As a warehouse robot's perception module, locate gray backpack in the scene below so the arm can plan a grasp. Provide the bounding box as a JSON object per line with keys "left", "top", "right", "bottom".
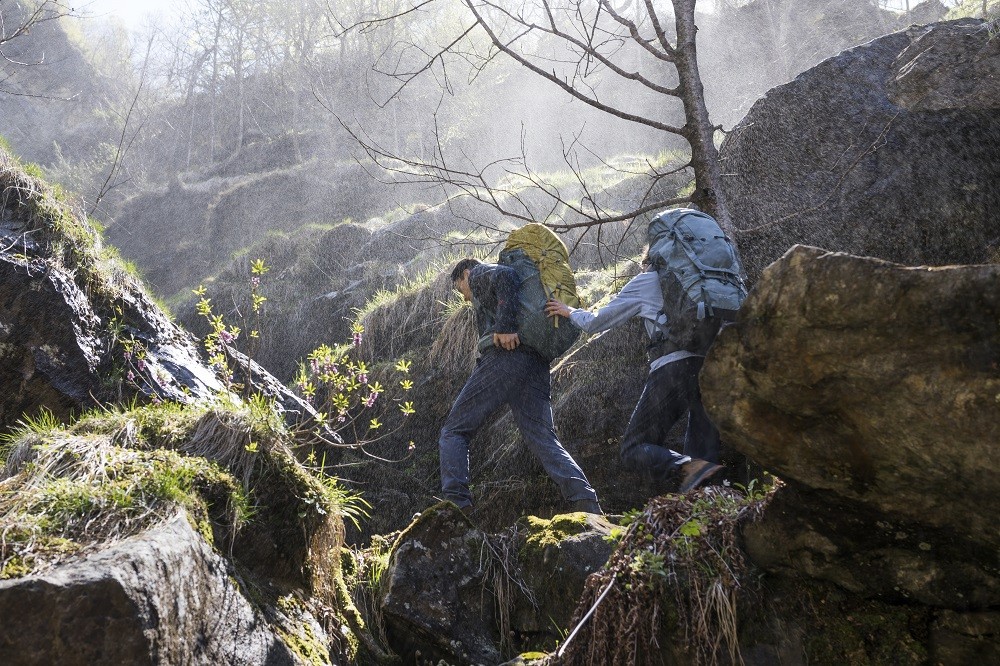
{"left": 647, "top": 208, "right": 747, "bottom": 355}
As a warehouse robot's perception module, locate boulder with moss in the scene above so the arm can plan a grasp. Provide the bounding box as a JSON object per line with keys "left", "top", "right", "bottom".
{"left": 0, "top": 400, "right": 369, "bottom": 665}
{"left": 686, "top": 244, "right": 1000, "bottom": 661}
{"left": 512, "top": 512, "right": 615, "bottom": 648}
{"left": 701, "top": 245, "right": 999, "bottom": 608}
{"left": 0, "top": 150, "right": 224, "bottom": 429}
{"left": 378, "top": 504, "right": 619, "bottom": 663}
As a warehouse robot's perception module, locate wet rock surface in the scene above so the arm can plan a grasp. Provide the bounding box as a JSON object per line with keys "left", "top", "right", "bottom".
{"left": 721, "top": 19, "right": 1000, "bottom": 283}
{"left": 890, "top": 19, "right": 1000, "bottom": 112}
{"left": 702, "top": 245, "right": 1000, "bottom": 608}
{"left": 379, "top": 503, "right": 501, "bottom": 665}
{"left": 378, "top": 503, "right": 617, "bottom": 664}
{"left": 0, "top": 209, "right": 224, "bottom": 431}
{"left": 0, "top": 513, "right": 301, "bottom": 666}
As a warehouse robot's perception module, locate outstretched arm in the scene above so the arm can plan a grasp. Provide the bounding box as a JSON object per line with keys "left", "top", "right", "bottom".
{"left": 547, "top": 273, "right": 653, "bottom": 334}
{"left": 545, "top": 298, "right": 572, "bottom": 318}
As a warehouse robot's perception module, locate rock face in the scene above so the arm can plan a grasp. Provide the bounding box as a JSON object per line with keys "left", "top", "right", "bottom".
{"left": 0, "top": 161, "right": 225, "bottom": 429}
{"left": 0, "top": 151, "right": 325, "bottom": 431}
{"left": 701, "top": 245, "right": 1000, "bottom": 609}
{"left": 720, "top": 19, "right": 1000, "bottom": 283}
{"left": 890, "top": 18, "right": 1000, "bottom": 112}
{"left": 512, "top": 512, "right": 615, "bottom": 647}
{"left": 0, "top": 513, "right": 303, "bottom": 665}
{"left": 379, "top": 503, "right": 502, "bottom": 665}
{"left": 701, "top": 0, "right": 938, "bottom": 128}
{"left": 0, "top": 256, "right": 105, "bottom": 423}
{"left": 379, "top": 504, "right": 616, "bottom": 663}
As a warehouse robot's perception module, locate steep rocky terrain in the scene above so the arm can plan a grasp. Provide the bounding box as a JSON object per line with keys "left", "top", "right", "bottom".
{"left": 0, "top": 150, "right": 369, "bottom": 664}
{"left": 721, "top": 18, "right": 1000, "bottom": 283}
{"left": 371, "top": 245, "right": 998, "bottom": 665}
{"left": 1, "top": 11, "right": 997, "bottom": 666}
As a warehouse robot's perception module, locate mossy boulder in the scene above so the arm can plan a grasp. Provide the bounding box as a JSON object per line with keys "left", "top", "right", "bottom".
{"left": 512, "top": 512, "right": 615, "bottom": 647}
{"left": 0, "top": 402, "right": 366, "bottom": 665}
{"left": 0, "top": 149, "right": 225, "bottom": 429}
{"left": 379, "top": 502, "right": 502, "bottom": 665}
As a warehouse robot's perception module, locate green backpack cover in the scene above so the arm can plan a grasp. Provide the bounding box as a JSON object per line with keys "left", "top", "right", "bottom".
{"left": 497, "top": 223, "right": 582, "bottom": 362}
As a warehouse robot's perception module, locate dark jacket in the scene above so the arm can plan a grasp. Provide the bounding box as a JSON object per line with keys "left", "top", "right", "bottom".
{"left": 469, "top": 263, "right": 520, "bottom": 339}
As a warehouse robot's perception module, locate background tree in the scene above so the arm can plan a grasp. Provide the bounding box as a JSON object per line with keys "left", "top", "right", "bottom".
{"left": 347, "top": 0, "right": 737, "bottom": 237}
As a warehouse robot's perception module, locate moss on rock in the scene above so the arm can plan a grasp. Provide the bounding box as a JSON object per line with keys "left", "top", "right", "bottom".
{"left": 519, "top": 512, "right": 594, "bottom": 559}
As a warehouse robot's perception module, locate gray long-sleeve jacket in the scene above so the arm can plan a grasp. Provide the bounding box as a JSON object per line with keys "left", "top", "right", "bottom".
{"left": 566, "top": 270, "right": 697, "bottom": 372}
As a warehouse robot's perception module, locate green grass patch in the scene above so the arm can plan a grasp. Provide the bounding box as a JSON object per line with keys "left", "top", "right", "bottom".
{"left": 0, "top": 396, "right": 368, "bottom": 579}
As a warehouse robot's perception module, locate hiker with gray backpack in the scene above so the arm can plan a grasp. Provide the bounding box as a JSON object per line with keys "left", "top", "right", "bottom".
{"left": 438, "top": 224, "right": 602, "bottom": 516}
{"left": 546, "top": 207, "right": 747, "bottom": 493}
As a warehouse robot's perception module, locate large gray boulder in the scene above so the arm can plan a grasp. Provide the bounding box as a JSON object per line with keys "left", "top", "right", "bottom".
{"left": 720, "top": 19, "right": 1000, "bottom": 284}
{"left": 0, "top": 513, "right": 311, "bottom": 665}
{"left": 379, "top": 503, "right": 502, "bottom": 665}
{"left": 701, "top": 245, "right": 999, "bottom": 609}
{"left": 379, "top": 503, "right": 616, "bottom": 663}
{"left": 0, "top": 216, "right": 223, "bottom": 430}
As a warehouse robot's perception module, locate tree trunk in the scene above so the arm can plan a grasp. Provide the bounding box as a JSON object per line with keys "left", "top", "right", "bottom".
{"left": 672, "top": 0, "right": 735, "bottom": 239}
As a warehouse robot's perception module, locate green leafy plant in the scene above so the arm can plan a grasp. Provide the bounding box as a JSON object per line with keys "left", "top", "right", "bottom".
{"left": 293, "top": 330, "right": 417, "bottom": 455}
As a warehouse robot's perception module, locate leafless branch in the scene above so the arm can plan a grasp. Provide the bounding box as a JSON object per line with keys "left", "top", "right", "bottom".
{"left": 478, "top": 0, "right": 680, "bottom": 96}
{"left": 464, "top": 0, "right": 685, "bottom": 134}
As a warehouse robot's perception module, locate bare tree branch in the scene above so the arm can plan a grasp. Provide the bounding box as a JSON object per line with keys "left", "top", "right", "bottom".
{"left": 478, "top": 0, "right": 680, "bottom": 96}
{"left": 464, "top": 0, "right": 686, "bottom": 134}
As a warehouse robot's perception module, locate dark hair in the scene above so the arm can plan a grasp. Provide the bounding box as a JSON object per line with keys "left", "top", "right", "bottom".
{"left": 450, "top": 258, "right": 481, "bottom": 282}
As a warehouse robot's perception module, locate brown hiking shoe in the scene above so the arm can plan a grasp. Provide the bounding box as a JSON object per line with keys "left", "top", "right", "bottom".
{"left": 678, "top": 460, "right": 725, "bottom": 493}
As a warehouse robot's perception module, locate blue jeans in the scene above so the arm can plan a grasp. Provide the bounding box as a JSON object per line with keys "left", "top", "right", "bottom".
{"left": 439, "top": 347, "right": 598, "bottom": 508}
{"left": 620, "top": 356, "right": 721, "bottom": 480}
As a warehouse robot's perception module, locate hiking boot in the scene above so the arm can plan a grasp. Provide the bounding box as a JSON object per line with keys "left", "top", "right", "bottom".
{"left": 570, "top": 499, "right": 604, "bottom": 515}
{"left": 678, "top": 460, "right": 725, "bottom": 493}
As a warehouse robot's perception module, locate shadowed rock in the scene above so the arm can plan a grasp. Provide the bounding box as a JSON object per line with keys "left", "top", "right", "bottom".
{"left": 721, "top": 18, "right": 1000, "bottom": 283}
{"left": 512, "top": 512, "right": 615, "bottom": 648}
{"left": 379, "top": 503, "right": 616, "bottom": 663}
{"left": 379, "top": 503, "right": 502, "bottom": 665}
{"left": 0, "top": 513, "right": 303, "bottom": 665}
{"left": 701, "top": 245, "right": 1000, "bottom": 608}
{"left": 0, "top": 192, "right": 224, "bottom": 429}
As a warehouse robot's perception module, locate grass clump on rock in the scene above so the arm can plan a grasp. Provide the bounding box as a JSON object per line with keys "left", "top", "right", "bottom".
{"left": 0, "top": 397, "right": 356, "bottom": 584}
{"left": 552, "top": 485, "right": 774, "bottom": 666}
{"left": 0, "top": 402, "right": 246, "bottom": 577}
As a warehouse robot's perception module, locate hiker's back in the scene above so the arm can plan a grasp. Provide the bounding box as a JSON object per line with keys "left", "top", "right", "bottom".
{"left": 647, "top": 208, "right": 746, "bottom": 355}
{"left": 499, "top": 223, "right": 582, "bottom": 362}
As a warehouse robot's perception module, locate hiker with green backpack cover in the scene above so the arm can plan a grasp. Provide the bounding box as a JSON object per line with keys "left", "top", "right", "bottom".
{"left": 546, "top": 207, "right": 747, "bottom": 492}
{"left": 438, "top": 224, "right": 602, "bottom": 516}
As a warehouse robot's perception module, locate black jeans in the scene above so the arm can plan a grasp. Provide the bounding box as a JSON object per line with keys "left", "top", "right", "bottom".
{"left": 619, "top": 355, "right": 721, "bottom": 480}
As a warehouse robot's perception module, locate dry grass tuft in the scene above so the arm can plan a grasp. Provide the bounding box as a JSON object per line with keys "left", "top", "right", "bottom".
{"left": 428, "top": 300, "right": 478, "bottom": 376}
{"left": 0, "top": 429, "right": 245, "bottom": 578}
{"left": 550, "top": 484, "right": 774, "bottom": 666}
